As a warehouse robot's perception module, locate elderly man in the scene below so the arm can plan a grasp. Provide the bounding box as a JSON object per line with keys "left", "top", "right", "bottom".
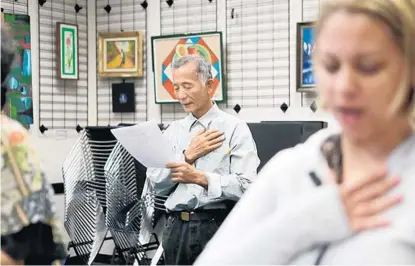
{"left": 146, "top": 55, "right": 260, "bottom": 265}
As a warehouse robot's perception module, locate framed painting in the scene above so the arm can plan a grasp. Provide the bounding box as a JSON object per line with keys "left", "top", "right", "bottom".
{"left": 296, "top": 22, "right": 316, "bottom": 93}
{"left": 56, "top": 22, "right": 78, "bottom": 79}
{"left": 2, "top": 13, "right": 33, "bottom": 125}
{"left": 151, "top": 31, "right": 225, "bottom": 104}
{"left": 112, "top": 82, "right": 136, "bottom": 113}
{"left": 98, "top": 31, "right": 143, "bottom": 78}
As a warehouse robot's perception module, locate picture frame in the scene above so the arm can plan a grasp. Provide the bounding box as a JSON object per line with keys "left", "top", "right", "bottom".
{"left": 56, "top": 22, "right": 78, "bottom": 79}
{"left": 151, "top": 31, "right": 226, "bottom": 104}
{"left": 98, "top": 31, "right": 143, "bottom": 78}
{"left": 112, "top": 82, "right": 136, "bottom": 113}
{"left": 296, "top": 22, "right": 316, "bottom": 93}
{"left": 3, "top": 13, "right": 33, "bottom": 125}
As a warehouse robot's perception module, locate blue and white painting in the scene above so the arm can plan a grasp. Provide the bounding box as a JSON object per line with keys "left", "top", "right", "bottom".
{"left": 301, "top": 25, "right": 315, "bottom": 87}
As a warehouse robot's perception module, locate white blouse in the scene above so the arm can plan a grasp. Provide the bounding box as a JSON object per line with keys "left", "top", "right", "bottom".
{"left": 195, "top": 128, "right": 415, "bottom": 265}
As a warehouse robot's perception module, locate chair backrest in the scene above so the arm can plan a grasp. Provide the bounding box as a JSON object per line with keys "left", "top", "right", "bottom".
{"left": 85, "top": 126, "right": 118, "bottom": 209}
{"left": 105, "top": 142, "right": 149, "bottom": 263}
{"left": 62, "top": 127, "right": 119, "bottom": 264}
{"left": 62, "top": 131, "right": 104, "bottom": 264}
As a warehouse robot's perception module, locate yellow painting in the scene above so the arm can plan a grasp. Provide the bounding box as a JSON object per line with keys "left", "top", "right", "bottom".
{"left": 98, "top": 31, "right": 143, "bottom": 78}
{"left": 105, "top": 40, "right": 135, "bottom": 69}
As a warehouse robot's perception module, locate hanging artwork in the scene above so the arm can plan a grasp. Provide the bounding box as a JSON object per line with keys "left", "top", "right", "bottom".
{"left": 98, "top": 31, "right": 143, "bottom": 78}
{"left": 2, "top": 13, "right": 33, "bottom": 125}
{"left": 56, "top": 22, "right": 78, "bottom": 79}
{"left": 296, "top": 22, "right": 316, "bottom": 92}
{"left": 111, "top": 82, "right": 136, "bottom": 113}
{"left": 151, "top": 32, "right": 225, "bottom": 104}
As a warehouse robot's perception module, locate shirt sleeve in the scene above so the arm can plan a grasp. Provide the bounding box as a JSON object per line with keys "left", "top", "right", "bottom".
{"left": 201, "top": 121, "right": 260, "bottom": 201}
{"left": 195, "top": 145, "right": 353, "bottom": 265}
{"left": 146, "top": 123, "right": 185, "bottom": 196}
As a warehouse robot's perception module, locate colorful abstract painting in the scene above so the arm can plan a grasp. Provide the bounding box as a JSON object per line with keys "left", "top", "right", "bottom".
{"left": 2, "top": 13, "right": 33, "bottom": 125}
{"left": 152, "top": 32, "right": 225, "bottom": 103}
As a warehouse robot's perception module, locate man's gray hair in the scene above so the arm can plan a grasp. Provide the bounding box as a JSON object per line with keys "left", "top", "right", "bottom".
{"left": 172, "top": 54, "right": 212, "bottom": 84}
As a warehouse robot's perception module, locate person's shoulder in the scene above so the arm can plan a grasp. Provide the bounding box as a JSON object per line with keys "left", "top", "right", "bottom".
{"left": 165, "top": 116, "right": 188, "bottom": 132}
{"left": 1, "top": 115, "right": 42, "bottom": 172}
{"left": 304, "top": 126, "right": 340, "bottom": 149}
{"left": 254, "top": 127, "right": 339, "bottom": 204}
{"left": 1, "top": 115, "right": 31, "bottom": 148}
{"left": 217, "top": 109, "right": 248, "bottom": 128}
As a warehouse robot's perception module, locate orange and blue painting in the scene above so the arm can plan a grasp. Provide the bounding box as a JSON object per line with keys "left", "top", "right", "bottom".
{"left": 2, "top": 13, "right": 33, "bottom": 125}
{"left": 152, "top": 32, "right": 225, "bottom": 103}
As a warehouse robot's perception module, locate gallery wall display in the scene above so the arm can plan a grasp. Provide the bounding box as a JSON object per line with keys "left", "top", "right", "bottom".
{"left": 56, "top": 22, "right": 79, "bottom": 79}
{"left": 296, "top": 22, "right": 316, "bottom": 93}
{"left": 98, "top": 31, "right": 143, "bottom": 78}
{"left": 151, "top": 31, "right": 225, "bottom": 104}
{"left": 2, "top": 13, "right": 33, "bottom": 125}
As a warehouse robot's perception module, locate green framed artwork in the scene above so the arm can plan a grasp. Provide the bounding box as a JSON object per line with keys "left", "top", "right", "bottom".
{"left": 151, "top": 31, "right": 226, "bottom": 104}
{"left": 56, "top": 22, "right": 78, "bottom": 79}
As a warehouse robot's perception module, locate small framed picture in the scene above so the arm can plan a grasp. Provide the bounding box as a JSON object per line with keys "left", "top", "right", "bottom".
{"left": 296, "top": 22, "right": 316, "bottom": 92}
{"left": 112, "top": 82, "right": 135, "bottom": 113}
{"left": 98, "top": 31, "right": 143, "bottom": 78}
{"left": 56, "top": 22, "right": 78, "bottom": 79}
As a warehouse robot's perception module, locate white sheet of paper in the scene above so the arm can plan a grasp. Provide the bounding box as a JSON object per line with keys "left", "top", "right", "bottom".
{"left": 110, "top": 120, "right": 177, "bottom": 168}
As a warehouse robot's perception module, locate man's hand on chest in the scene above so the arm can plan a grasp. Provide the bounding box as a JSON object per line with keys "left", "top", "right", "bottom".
{"left": 184, "top": 129, "right": 225, "bottom": 164}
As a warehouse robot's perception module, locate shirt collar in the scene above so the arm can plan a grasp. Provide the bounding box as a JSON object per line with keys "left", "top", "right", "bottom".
{"left": 186, "top": 102, "right": 220, "bottom": 131}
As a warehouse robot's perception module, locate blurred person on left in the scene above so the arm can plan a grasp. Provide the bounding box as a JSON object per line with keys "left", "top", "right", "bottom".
{"left": 1, "top": 27, "right": 68, "bottom": 265}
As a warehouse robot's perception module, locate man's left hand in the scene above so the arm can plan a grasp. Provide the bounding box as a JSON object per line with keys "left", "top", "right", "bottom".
{"left": 166, "top": 162, "right": 208, "bottom": 188}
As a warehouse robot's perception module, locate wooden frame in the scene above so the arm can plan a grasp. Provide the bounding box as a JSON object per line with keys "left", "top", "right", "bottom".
{"left": 151, "top": 31, "right": 226, "bottom": 104}
{"left": 296, "top": 21, "right": 316, "bottom": 93}
{"left": 98, "top": 31, "right": 143, "bottom": 78}
{"left": 56, "top": 22, "right": 79, "bottom": 79}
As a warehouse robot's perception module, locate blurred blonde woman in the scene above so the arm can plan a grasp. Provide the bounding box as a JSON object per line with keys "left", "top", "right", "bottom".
{"left": 195, "top": 0, "right": 415, "bottom": 264}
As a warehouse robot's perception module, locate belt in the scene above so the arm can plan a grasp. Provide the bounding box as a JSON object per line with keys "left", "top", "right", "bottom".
{"left": 168, "top": 209, "right": 228, "bottom": 222}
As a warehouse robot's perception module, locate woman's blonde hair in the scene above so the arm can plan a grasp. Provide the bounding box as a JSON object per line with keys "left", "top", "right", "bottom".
{"left": 314, "top": 0, "right": 415, "bottom": 120}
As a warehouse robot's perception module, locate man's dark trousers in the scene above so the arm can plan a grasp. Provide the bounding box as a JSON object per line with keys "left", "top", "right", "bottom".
{"left": 162, "top": 211, "right": 226, "bottom": 265}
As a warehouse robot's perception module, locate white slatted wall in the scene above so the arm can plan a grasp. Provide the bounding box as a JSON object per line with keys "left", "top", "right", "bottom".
{"left": 160, "top": 0, "right": 218, "bottom": 124}
{"left": 38, "top": 0, "right": 89, "bottom": 130}
{"left": 1, "top": 0, "right": 28, "bottom": 14}
{"left": 226, "top": 0, "right": 290, "bottom": 110}
{"left": 301, "top": 0, "right": 320, "bottom": 107}
{"left": 96, "top": 0, "right": 147, "bottom": 126}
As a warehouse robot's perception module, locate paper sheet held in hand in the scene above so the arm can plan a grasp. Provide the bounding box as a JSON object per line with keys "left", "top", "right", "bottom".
{"left": 110, "top": 121, "right": 177, "bottom": 168}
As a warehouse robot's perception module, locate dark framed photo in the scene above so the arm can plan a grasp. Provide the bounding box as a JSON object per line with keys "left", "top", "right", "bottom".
{"left": 56, "top": 22, "right": 79, "bottom": 79}
{"left": 296, "top": 22, "right": 316, "bottom": 93}
{"left": 151, "top": 31, "right": 226, "bottom": 104}
{"left": 112, "top": 82, "right": 135, "bottom": 113}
